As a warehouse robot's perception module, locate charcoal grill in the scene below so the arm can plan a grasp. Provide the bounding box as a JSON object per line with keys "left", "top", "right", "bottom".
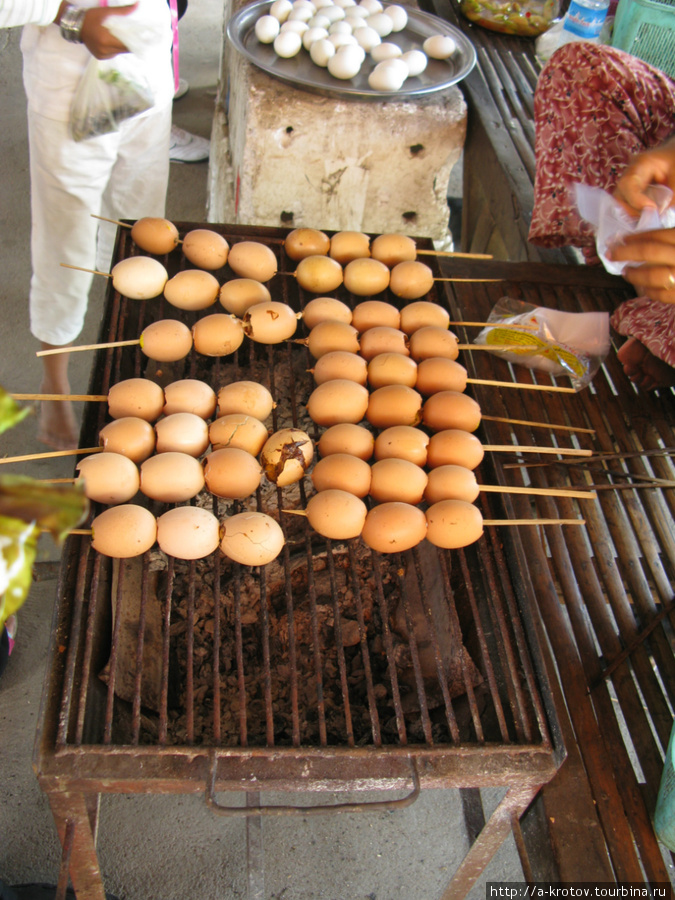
{"left": 34, "top": 224, "right": 576, "bottom": 900}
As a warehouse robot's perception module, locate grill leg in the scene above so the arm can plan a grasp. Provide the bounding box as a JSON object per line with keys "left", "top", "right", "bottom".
{"left": 439, "top": 783, "right": 542, "bottom": 900}
{"left": 246, "top": 791, "right": 265, "bottom": 900}
{"left": 47, "top": 791, "right": 106, "bottom": 900}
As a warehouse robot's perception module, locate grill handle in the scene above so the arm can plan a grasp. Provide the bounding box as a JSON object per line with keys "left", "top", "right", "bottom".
{"left": 205, "top": 753, "right": 421, "bottom": 816}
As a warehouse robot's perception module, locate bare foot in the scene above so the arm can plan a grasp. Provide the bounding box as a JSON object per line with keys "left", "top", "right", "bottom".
{"left": 38, "top": 343, "right": 79, "bottom": 450}
{"left": 37, "top": 393, "right": 79, "bottom": 450}
{"left": 617, "top": 337, "right": 675, "bottom": 392}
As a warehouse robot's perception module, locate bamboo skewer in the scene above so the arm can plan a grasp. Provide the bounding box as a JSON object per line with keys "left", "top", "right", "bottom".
{"left": 468, "top": 377, "right": 576, "bottom": 394}
{"left": 482, "top": 414, "right": 594, "bottom": 434}
{"left": 483, "top": 444, "right": 592, "bottom": 457}
{"left": 10, "top": 393, "right": 108, "bottom": 401}
{"left": 0, "top": 447, "right": 101, "bottom": 464}
{"left": 282, "top": 508, "right": 585, "bottom": 526}
{"left": 37, "top": 340, "right": 140, "bottom": 357}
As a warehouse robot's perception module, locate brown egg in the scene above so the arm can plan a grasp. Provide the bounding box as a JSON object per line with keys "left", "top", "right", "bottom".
{"left": 302, "top": 296, "right": 352, "bottom": 329}
{"left": 426, "top": 430, "right": 484, "bottom": 470}
{"left": 343, "top": 258, "right": 390, "bottom": 296}
{"left": 209, "top": 414, "right": 269, "bottom": 456}
{"left": 156, "top": 506, "right": 221, "bottom": 559}
{"left": 311, "top": 453, "right": 372, "bottom": 497}
{"left": 163, "top": 379, "right": 217, "bottom": 419}
{"left": 307, "top": 321, "right": 360, "bottom": 358}
{"left": 312, "top": 351, "right": 368, "bottom": 386}
{"left": 307, "top": 379, "right": 369, "bottom": 426}
{"left": 76, "top": 452, "right": 140, "bottom": 505}
{"left": 182, "top": 229, "right": 230, "bottom": 270}
{"left": 91, "top": 504, "right": 157, "bottom": 558}
{"left": 306, "top": 489, "right": 368, "bottom": 540}
{"left": 389, "top": 260, "right": 434, "bottom": 300}
{"left": 228, "top": 241, "right": 278, "bottom": 281}
{"left": 260, "top": 428, "right": 314, "bottom": 486}
{"left": 416, "top": 357, "right": 467, "bottom": 395}
{"left": 329, "top": 231, "right": 371, "bottom": 264}
{"left": 203, "top": 447, "right": 262, "bottom": 499}
{"left": 367, "top": 352, "right": 417, "bottom": 388}
{"left": 219, "top": 278, "right": 271, "bottom": 317}
{"left": 295, "top": 255, "right": 344, "bottom": 293}
{"left": 155, "top": 412, "right": 210, "bottom": 456}
{"left": 359, "top": 326, "right": 409, "bottom": 361}
{"left": 425, "top": 499, "right": 484, "bottom": 549}
{"left": 108, "top": 378, "right": 165, "bottom": 422}
{"left": 366, "top": 384, "right": 422, "bottom": 428}
{"left": 111, "top": 256, "right": 168, "bottom": 300}
{"left": 217, "top": 381, "right": 275, "bottom": 421}
{"left": 139, "top": 319, "right": 193, "bottom": 362}
{"left": 284, "top": 228, "right": 330, "bottom": 261}
{"left": 422, "top": 390, "right": 481, "bottom": 433}
{"left": 424, "top": 465, "right": 480, "bottom": 504}
{"left": 318, "top": 423, "right": 375, "bottom": 461}
{"left": 408, "top": 326, "right": 459, "bottom": 362}
{"left": 220, "top": 511, "right": 285, "bottom": 566}
{"left": 370, "top": 233, "right": 416, "bottom": 267}
{"left": 131, "top": 217, "right": 180, "bottom": 255}
{"left": 399, "top": 300, "right": 450, "bottom": 335}
{"left": 361, "top": 502, "right": 427, "bottom": 553}
{"left": 140, "top": 452, "right": 205, "bottom": 502}
{"left": 369, "top": 458, "right": 428, "bottom": 505}
{"left": 351, "top": 299, "right": 401, "bottom": 332}
{"left": 163, "top": 269, "right": 220, "bottom": 311}
{"left": 192, "top": 314, "right": 245, "bottom": 357}
{"left": 373, "top": 425, "right": 429, "bottom": 466}
{"left": 243, "top": 301, "right": 299, "bottom": 343}
{"left": 99, "top": 416, "right": 156, "bottom": 463}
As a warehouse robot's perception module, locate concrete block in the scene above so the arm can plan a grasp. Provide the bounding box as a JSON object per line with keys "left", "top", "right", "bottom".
{"left": 209, "top": 3, "right": 467, "bottom": 240}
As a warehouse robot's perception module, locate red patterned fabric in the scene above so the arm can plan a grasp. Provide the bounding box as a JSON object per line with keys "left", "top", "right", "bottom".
{"left": 528, "top": 42, "right": 675, "bottom": 365}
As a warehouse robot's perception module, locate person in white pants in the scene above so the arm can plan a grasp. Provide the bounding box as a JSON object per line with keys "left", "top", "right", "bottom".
{"left": 0, "top": 1, "right": 174, "bottom": 448}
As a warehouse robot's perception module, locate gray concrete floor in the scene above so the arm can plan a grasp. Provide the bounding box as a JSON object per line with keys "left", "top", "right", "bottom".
{"left": 0, "top": 7, "right": 518, "bottom": 899}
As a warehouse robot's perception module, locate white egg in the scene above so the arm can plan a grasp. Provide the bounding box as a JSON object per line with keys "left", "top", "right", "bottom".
{"left": 401, "top": 49, "right": 427, "bottom": 76}
{"left": 303, "top": 25, "right": 329, "bottom": 48}
{"left": 359, "top": 0, "right": 383, "bottom": 13}
{"left": 327, "top": 44, "right": 363, "bottom": 77}
{"left": 270, "top": 0, "right": 293, "bottom": 21}
{"left": 255, "top": 14, "right": 281, "bottom": 42}
{"left": 288, "top": 5, "right": 314, "bottom": 21}
{"left": 274, "top": 29, "right": 303, "bottom": 55}
{"left": 329, "top": 31, "right": 357, "bottom": 48}
{"left": 345, "top": 4, "right": 368, "bottom": 16}
{"left": 353, "top": 25, "right": 381, "bottom": 50}
{"left": 308, "top": 12, "right": 331, "bottom": 26}
{"left": 310, "top": 37, "right": 336, "bottom": 65}
{"left": 384, "top": 3, "right": 407, "bottom": 30}
{"left": 322, "top": 4, "right": 346, "bottom": 21}
{"left": 314, "top": 0, "right": 335, "bottom": 7}
{"left": 370, "top": 40, "right": 401, "bottom": 61}
{"left": 293, "top": 0, "right": 316, "bottom": 10}
{"left": 368, "top": 58, "right": 406, "bottom": 90}
{"left": 329, "top": 19, "right": 353, "bottom": 33}
{"left": 343, "top": 13, "right": 367, "bottom": 28}
{"left": 423, "top": 34, "right": 457, "bottom": 59}
{"left": 280, "top": 18, "right": 309, "bottom": 33}
{"left": 334, "top": 0, "right": 357, "bottom": 6}
{"left": 366, "top": 11, "right": 393, "bottom": 35}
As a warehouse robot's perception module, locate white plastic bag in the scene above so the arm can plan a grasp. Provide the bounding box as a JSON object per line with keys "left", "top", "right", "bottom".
{"left": 68, "top": 2, "right": 168, "bottom": 142}
{"left": 575, "top": 183, "right": 675, "bottom": 276}
{"left": 474, "top": 297, "right": 610, "bottom": 390}
{"left": 69, "top": 54, "right": 154, "bottom": 142}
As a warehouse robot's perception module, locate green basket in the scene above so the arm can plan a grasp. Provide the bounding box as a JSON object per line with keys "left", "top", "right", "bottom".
{"left": 611, "top": 0, "right": 675, "bottom": 78}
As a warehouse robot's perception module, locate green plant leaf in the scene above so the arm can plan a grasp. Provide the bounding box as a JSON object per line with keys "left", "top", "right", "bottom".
{"left": 0, "top": 516, "right": 39, "bottom": 630}
{"left": 0, "top": 387, "right": 31, "bottom": 436}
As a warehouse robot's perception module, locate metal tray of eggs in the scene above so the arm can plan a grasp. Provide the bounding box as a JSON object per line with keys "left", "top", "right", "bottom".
{"left": 226, "top": 0, "right": 477, "bottom": 99}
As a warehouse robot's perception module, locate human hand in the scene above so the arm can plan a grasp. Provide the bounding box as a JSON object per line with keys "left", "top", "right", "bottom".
{"left": 607, "top": 226, "right": 675, "bottom": 304}
{"left": 56, "top": 2, "right": 138, "bottom": 59}
{"left": 613, "top": 138, "right": 675, "bottom": 217}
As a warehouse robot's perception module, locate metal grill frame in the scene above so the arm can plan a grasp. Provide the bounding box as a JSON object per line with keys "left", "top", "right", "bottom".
{"left": 34, "top": 225, "right": 569, "bottom": 900}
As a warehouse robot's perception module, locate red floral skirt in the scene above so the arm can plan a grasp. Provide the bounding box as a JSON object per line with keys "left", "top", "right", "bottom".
{"left": 528, "top": 42, "right": 675, "bottom": 365}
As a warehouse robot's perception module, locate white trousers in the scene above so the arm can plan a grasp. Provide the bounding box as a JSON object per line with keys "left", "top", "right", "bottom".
{"left": 27, "top": 102, "right": 172, "bottom": 346}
